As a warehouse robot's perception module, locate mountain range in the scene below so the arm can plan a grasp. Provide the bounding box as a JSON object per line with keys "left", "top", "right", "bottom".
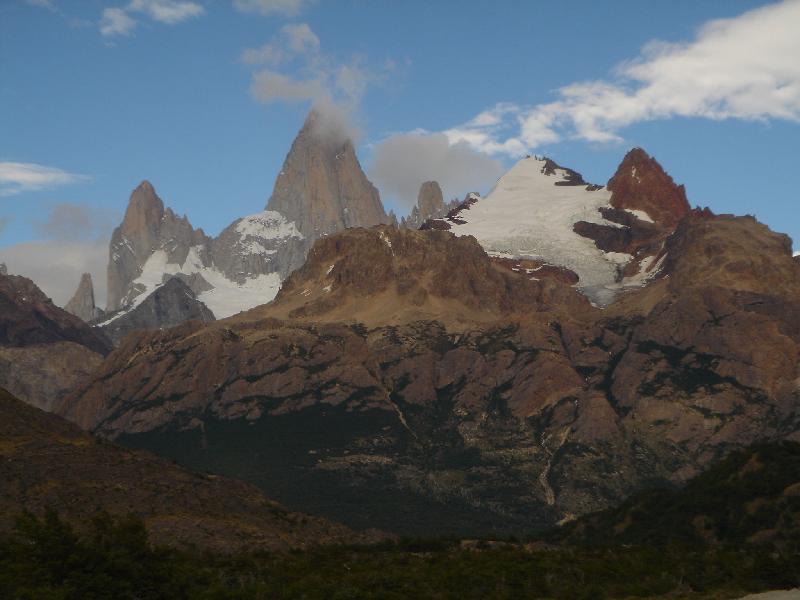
{"left": 2, "top": 109, "right": 799, "bottom": 545}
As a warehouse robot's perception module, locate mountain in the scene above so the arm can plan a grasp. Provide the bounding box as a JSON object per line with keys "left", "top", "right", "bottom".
{"left": 64, "top": 273, "right": 104, "bottom": 322}
{"left": 0, "top": 271, "right": 111, "bottom": 411}
{"left": 102, "top": 111, "right": 387, "bottom": 337}
{"left": 400, "top": 181, "right": 460, "bottom": 230}
{"left": 427, "top": 150, "right": 691, "bottom": 305}
{"left": 0, "top": 387, "right": 377, "bottom": 551}
{"left": 266, "top": 110, "right": 388, "bottom": 242}
{"left": 555, "top": 440, "right": 800, "bottom": 548}
{"left": 98, "top": 277, "right": 215, "bottom": 345}
{"left": 56, "top": 169, "right": 800, "bottom": 539}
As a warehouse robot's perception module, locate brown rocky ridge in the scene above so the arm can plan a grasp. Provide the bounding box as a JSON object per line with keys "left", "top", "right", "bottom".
{"left": 0, "top": 271, "right": 111, "bottom": 411}
{"left": 57, "top": 204, "right": 800, "bottom": 537}
{"left": 0, "top": 387, "right": 380, "bottom": 551}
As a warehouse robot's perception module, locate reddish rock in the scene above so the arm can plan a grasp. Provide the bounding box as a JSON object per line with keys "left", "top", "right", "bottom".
{"left": 607, "top": 147, "right": 690, "bottom": 229}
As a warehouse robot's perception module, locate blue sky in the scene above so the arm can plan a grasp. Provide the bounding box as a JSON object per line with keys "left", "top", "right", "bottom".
{"left": 1, "top": 0, "right": 799, "bottom": 305}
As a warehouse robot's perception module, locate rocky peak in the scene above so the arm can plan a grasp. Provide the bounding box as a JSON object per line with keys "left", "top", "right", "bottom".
{"left": 402, "top": 182, "right": 461, "bottom": 230}
{"left": 64, "top": 273, "right": 104, "bottom": 323}
{"left": 416, "top": 181, "right": 445, "bottom": 219}
{"left": 0, "top": 263, "right": 7, "bottom": 276}
{"left": 266, "top": 110, "right": 388, "bottom": 243}
{"left": 119, "top": 180, "right": 165, "bottom": 253}
{"left": 607, "top": 148, "right": 690, "bottom": 228}
{"left": 107, "top": 180, "right": 211, "bottom": 312}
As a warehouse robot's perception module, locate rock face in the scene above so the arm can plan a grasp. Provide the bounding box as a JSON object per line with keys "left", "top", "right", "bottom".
{"left": 58, "top": 211, "right": 800, "bottom": 537}
{"left": 0, "top": 272, "right": 111, "bottom": 410}
{"left": 98, "top": 277, "right": 215, "bottom": 345}
{"left": 0, "top": 387, "right": 379, "bottom": 552}
{"left": 266, "top": 110, "right": 388, "bottom": 243}
{"left": 64, "top": 273, "right": 104, "bottom": 322}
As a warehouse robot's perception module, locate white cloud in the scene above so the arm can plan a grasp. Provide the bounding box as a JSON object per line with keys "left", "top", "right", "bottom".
{"left": 368, "top": 131, "right": 505, "bottom": 213}
{"left": 232, "top": 0, "right": 312, "bottom": 17}
{"left": 25, "top": 0, "right": 56, "bottom": 10}
{"left": 128, "top": 0, "right": 204, "bottom": 24}
{"left": 244, "top": 23, "right": 387, "bottom": 141}
{"left": 0, "top": 239, "right": 109, "bottom": 307}
{"left": 100, "top": 0, "right": 203, "bottom": 37}
{"left": 240, "top": 22, "right": 319, "bottom": 65}
{"left": 0, "top": 162, "right": 89, "bottom": 197}
{"left": 449, "top": 0, "right": 800, "bottom": 155}
{"left": 100, "top": 7, "right": 137, "bottom": 36}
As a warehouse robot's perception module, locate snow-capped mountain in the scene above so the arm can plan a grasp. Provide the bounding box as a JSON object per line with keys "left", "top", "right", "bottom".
{"left": 428, "top": 150, "right": 692, "bottom": 304}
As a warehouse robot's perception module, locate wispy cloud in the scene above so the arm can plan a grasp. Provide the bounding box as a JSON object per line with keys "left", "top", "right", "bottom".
{"left": 244, "top": 22, "right": 377, "bottom": 108}
{"left": 447, "top": 0, "right": 800, "bottom": 155}
{"left": 243, "top": 23, "right": 392, "bottom": 141}
{"left": 25, "top": 0, "right": 56, "bottom": 11}
{"left": 34, "top": 202, "right": 118, "bottom": 242}
{"left": 232, "top": 0, "right": 312, "bottom": 17}
{"left": 100, "top": 7, "right": 137, "bottom": 36}
{"left": 0, "top": 162, "right": 89, "bottom": 197}
{"left": 100, "top": 0, "right": 204, "bottom": 37}
{"left": 241, "top": 22, "right": 320, "bottom": 65}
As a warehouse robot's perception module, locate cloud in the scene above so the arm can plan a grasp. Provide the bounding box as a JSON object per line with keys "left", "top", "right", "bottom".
{"left": 0, "top": 217, "right": 10, "bottom": 236}
{"left": 245, "top": 23, "right": 373, "bottom": 107}
{"left": 34, "top": 202, "right": 117, "bottom": 242}
{"left": 128, "top": 0, "right": 204, "bottom": 24}
{"left": 0, "top": 239, "right": 109, "bottom": 307}
{"left": 100, "top": 7, "right": 137, "bottom": 36}
{"left": 25, "top": 0, "right": 56, "bottom": 10}
{"left": 100, "top": 0, "right": 203, "bottom": 37}
{"left": 241, "top": 22, "right": 320, "bottom": 66}
{"left": 449, "top": 0, "right": 800, "bottom": 155}
{"left": 368, "top": 131, "right": 505, "bottom": 213}
{"left": 0, "top": 162, "right": 89, "bottom": 197}
{"left": 244, "top": 23, "right": 387, "bottom": 143}
{"left": 232, "top": 0, "right": 312, "bottom": 17}
{"left": 250, "top": 70, "right": 326, "bottom": 103}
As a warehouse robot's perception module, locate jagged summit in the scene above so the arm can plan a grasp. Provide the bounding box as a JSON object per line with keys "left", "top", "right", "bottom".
{"left": 266, "top": 110, "right": 388, "bottom": 242}
{"left": 400, "top": 181, "right": 460, "bottom": 230}
{"left": 64, "top": 273, "right": 103, "bottom": 323}
{"left": 607, "top": 147, "right": 690, "bottom": 228}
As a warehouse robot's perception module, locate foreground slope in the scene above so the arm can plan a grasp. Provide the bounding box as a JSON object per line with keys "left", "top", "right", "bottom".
{"left": 58, "top": 210, "right": 800, "bottom": 536}
{"left": 0, "top": 387, "right": 375, "bottom": 551}
{"left": 556, "top": 440, "right": 800, "bottom": 548}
